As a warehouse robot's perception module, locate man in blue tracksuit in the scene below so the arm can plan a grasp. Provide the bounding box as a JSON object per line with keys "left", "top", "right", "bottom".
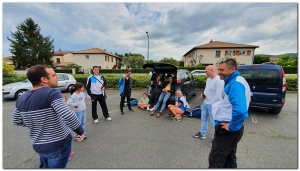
{"left": 209, "top": 58, "right": 251, "bottom": 168}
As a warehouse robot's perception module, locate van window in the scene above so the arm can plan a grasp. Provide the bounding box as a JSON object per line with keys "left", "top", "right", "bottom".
{"left": 239, "top": 69, "right": 280, "bottom": 85}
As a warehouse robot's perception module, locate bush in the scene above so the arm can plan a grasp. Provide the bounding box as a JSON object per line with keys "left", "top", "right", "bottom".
{"left": 286, "top": 75, "right": 297, "bottom": 91}
{"left": 3, "top": 75, "right": 27, "bottom": 85}
{"left": 178, "top": 66, "right": 206, "bottom": 71}
{"left": 282, "top": 66, "right": 297, "bottom": 74}
{"left": 3, "top": 62, "right": 15, "bottom": 77}
{"left": 3, "top": 74, "right": 298, "bottom": 91}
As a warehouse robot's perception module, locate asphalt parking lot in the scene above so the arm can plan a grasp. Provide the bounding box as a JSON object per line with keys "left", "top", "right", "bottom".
{"left": 2, "top": 89, "right": 298, "bottom": 169}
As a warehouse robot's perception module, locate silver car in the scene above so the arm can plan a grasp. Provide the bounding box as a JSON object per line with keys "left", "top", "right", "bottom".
{"left": 190, "top": 70, "right": 207, "bottom": 76}
{"left": 2, "top": 73, "right": 76, "bottom": 99}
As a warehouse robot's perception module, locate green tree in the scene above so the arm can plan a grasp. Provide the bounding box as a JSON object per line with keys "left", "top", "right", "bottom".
{"left": 122, "top": 53, "right": 145, "bottom": 68}
{"left": 7, "top": 18, "right": 54, "bottom": 69}
{"left": 145, "top": 60, "right": 155, "bottom": 64}
{"left": 276, "top": 54, "right": 296, "bottom": 66}
{"left": 254, "top": 55, "right": 270, "bottom": 64}
{"left": 3, "top": 61, "right": 15, "bottom": 76}
{"left": 158, "top": 57, "right": 179, "bottom": 66}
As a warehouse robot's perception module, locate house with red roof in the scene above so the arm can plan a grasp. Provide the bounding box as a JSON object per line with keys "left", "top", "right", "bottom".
{"left": 72, "top": 48, "right": 122, "bottom": 70}
{"left": 183, "top": 40, "right": 259, "bottom": 66}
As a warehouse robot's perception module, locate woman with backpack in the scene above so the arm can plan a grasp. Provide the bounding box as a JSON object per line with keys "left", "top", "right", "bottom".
{"left": 119, "top": 69, "right": 134, "bottom": 115}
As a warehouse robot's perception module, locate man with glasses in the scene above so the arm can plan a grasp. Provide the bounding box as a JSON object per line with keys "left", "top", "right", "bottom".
{"left": 208, "top": 58, "right": 251, "bottom": 168}
{"left": 192, "top": 65, "right": 224, "bottom": 147}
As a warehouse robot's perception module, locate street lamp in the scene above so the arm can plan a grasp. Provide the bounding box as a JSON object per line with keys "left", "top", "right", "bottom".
{"left": 146, "top": 31, "right": 149, "bottom": 61}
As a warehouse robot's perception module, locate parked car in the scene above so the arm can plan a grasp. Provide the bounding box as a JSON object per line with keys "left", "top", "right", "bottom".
{"left": 238, "top": 64, "right": 286, "bottom": 114}
{"left": 142, "top": 63, "right": 197, "bottom": 105}
{"left": 191, "top": 70, "right": 207, "bottom": 76}
{"left": 3, "top": 73, "right": 76, "bottom": 100}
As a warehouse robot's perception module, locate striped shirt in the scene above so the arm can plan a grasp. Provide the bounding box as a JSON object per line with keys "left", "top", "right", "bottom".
{"left": 12, "top": 87, "right": 84, "bottom": 154}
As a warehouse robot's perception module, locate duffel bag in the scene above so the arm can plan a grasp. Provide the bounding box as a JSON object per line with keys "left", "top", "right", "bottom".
{"left": 184, "top": 105, "right": 202, "bottom": 118}
{"left": 124, "top": 98, "right": 138, "bottom": 107}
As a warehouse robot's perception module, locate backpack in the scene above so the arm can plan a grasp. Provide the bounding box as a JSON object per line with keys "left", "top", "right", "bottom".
{"left": 124, "top": 98, "right": 138, "bottom": 107}
{"left": 184, "top": 105, "right": 202, "bottom": 119}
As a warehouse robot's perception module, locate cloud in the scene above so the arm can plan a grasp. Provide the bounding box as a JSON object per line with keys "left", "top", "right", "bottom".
{"left": 2, "top": 2, "right": 298, "bottom": 61}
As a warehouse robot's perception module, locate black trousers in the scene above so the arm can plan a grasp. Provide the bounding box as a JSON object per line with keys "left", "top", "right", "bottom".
{"left": 150, "top": 91, "right": 161, "bottom": 108}
{"left": 91, "top": 94, "right": 109, "bottom": 120}
{"left": 120, "top": 94, "right": 131, "bottom": 112}
{"left": 208, "top": 125, "right": 244, "bottom": 168}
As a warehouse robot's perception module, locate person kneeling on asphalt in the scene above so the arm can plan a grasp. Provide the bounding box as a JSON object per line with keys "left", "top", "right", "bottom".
{"left": 167, "top": 90, "right": 187, "bottom": 122}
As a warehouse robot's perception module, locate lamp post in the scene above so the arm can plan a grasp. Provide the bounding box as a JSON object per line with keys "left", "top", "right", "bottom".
{"left": 146, "top": 31, "right": 149, "bottom": 61}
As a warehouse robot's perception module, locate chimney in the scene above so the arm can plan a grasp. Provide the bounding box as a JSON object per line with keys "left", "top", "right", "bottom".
{"left": 209, "top": 39, "right": 213, "bottom": 43}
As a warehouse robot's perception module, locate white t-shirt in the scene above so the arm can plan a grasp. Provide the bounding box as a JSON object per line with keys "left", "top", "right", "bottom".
{"left": 203, "top": 75, "right": 224, "bottom": 105}
{"left": 67, "top": 92, "right": 90, "bottom": 112}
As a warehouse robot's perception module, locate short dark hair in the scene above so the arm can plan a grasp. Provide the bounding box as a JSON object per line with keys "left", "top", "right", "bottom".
{"left": 219, "top": 58, "right": 237, "bottom": 70}
{"left": 93, "top": 66, "right": 100, "bottom": 70}
{"left": 27, "top": 65, "right": 52, "bottom": 86}
{"left": 125, "top": 69, "right": 131, "bottom": 73}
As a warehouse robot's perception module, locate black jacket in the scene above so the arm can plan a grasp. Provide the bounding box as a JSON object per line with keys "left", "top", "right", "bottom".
{"left": 163, "top": 81, "right": 176, "bottom": 95}
{"left": 151, "top": 80, "right": 163, "bottom": 93}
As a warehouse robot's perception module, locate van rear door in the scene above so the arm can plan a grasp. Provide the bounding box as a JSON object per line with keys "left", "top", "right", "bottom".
{"left": 238, "top": 65, "right": 283, "bottom": 106}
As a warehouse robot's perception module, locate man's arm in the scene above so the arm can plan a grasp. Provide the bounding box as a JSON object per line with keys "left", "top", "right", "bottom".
{"left": 227, "top": 82, "right": 248, "bottom": 132}
{"left": 102, "top": 75, "right": 107, "bottom": 88}
{"left": 86, "top": 76, "right": 92, "bottom": 96}
{"left": 211, "top": 79, "right": 224, "bottom": 105}
{"left": 51, "top": 90, "right": 84, "bottom": 135}
{"left": 12, "top": 108, "right": 26, "bottom": 127}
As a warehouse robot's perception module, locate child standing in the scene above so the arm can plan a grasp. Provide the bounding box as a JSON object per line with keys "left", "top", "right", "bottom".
{"left": 138, "top": 93, "right": 150, "bottom": 110}
{"left": 62, "top": 94, "right": 75, "bottom": 161}
{"left": 67, "top": 82, "right": 89, "bottom": 140}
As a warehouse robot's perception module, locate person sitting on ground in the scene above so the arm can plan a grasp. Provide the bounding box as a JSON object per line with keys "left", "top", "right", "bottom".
{"left": 168, "top": 90, "right": 187, "bottom": 122}
{"left": 150, "top": 75, "right": 175, "bottom": 118}
{"left": 138, "top": 93, "right": 150, "bottom": 110}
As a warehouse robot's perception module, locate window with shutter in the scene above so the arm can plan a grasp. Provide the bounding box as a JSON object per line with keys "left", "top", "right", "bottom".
{"left": 225, "top": 51, "right": 228, "bottom": 56}
{"left": 233, "top": 51, "right": 236, "bottom": 56}
{"left": 247, "top": 50, "right": 251, "bottom": 56}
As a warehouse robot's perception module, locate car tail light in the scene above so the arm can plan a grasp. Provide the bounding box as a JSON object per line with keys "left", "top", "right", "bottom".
{"left": 281, "top": 99, "right": 285, "bottom": 104}
{"left": 177, "top": 75, "right": 181, "bottom": 83}
{"left": 281, "top": 66, "right": 286, "bottom": 92}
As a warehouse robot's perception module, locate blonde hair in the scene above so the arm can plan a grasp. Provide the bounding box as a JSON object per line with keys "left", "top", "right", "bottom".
{"left": 175, "top": 90, "right": 183, "bottom": 97}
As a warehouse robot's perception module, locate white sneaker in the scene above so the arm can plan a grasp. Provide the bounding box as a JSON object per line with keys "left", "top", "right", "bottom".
{"left": 149, "top": 107, "right": 155, "bottom": 112}
{"left": 147, "top": 106, "right": 150, "bottom": 111}
{"left": 94, "top": 119, "right": 99, "bottom": 123}
{"left": 106, "top": 117, "right": 112, "bottom": 121}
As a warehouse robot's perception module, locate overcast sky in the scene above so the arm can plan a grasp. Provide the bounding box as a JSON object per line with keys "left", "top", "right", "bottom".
{"left": 1, "top": 2, "right": 298, "bottom": 61}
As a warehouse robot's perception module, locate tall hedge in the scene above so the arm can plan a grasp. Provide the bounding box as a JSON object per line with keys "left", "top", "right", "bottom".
{"left": 3, "top": 74, "right": 298, "bottom": 91}
{"left": 282, "top": 66, "right": 297, "bottom": 74}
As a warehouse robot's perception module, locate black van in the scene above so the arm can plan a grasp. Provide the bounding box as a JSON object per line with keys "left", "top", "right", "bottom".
{"left": 238, "top": 64, "right": 287, "bottom": 114}
{"left": 142, "top": 63, "right": 197, "bottom": 105}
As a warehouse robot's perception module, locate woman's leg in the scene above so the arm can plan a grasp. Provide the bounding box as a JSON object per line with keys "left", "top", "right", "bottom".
{"left": 120, "top": 95, "right": 126, "bottom": 113}
{"left": 153, "top": 93, "right": 165, "bottom": 111}
{"left": 159, "top": 93, "right": 171, "bottom": 113}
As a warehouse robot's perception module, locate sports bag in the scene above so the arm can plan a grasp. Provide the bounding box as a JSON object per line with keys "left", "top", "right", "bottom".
{"left": 124, "top": 98, "right": 138, "bottom": 107}
{"left": 184, "top": 105, "right": 202, "bottom": 118}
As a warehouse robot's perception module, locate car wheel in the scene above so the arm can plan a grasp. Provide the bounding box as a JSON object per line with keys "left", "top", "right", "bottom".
{"left": 269, "top": 108, "right": 281, "bottom": 115}
{"left": 67, "top": 84, "right": 74, "bottom": 92}
{"left": 15, "top": 89, "right": 28, "bottom": 99}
